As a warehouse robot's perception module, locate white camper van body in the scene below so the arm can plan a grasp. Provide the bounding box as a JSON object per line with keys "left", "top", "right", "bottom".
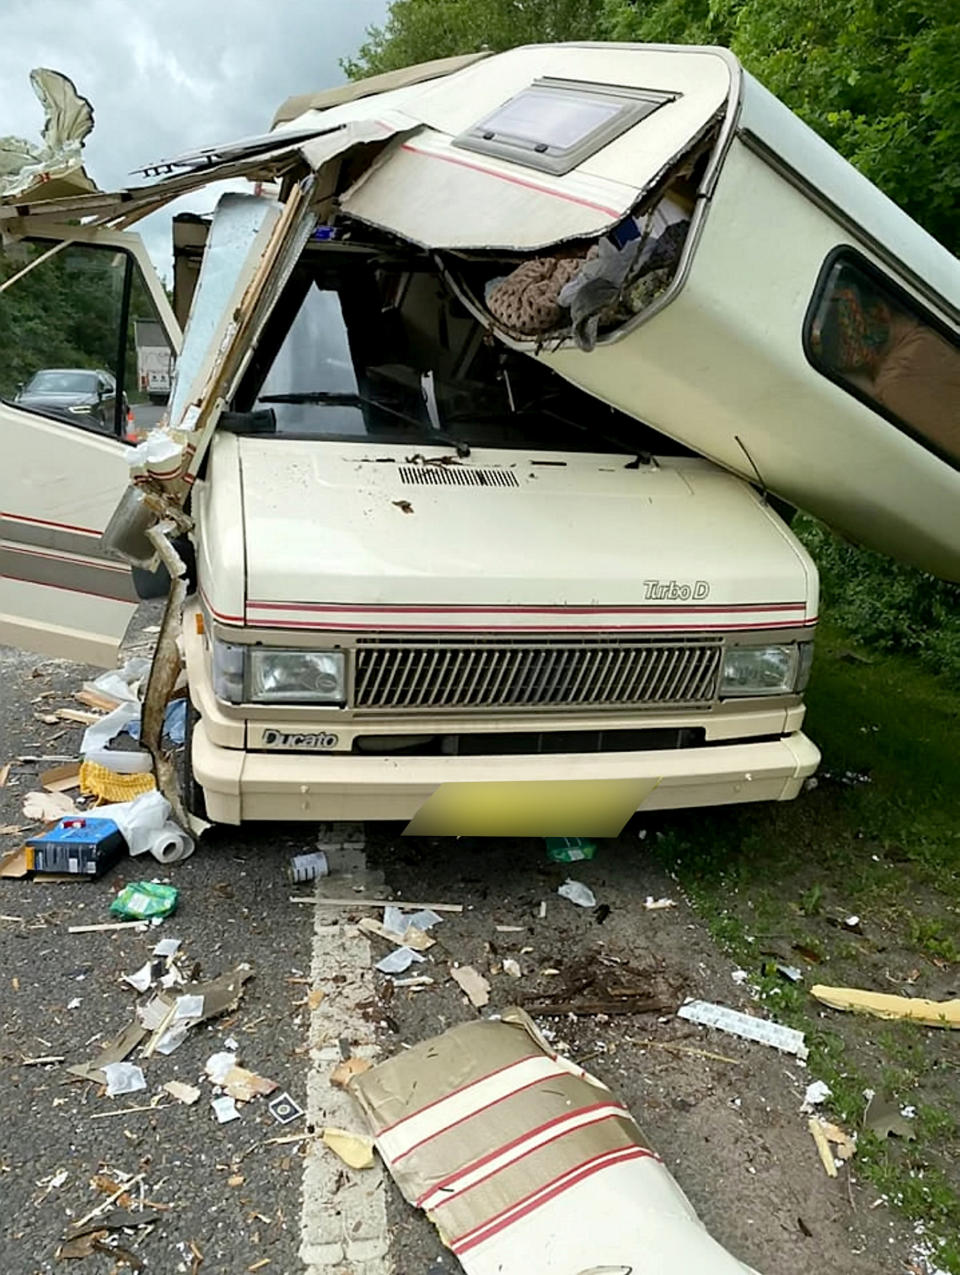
{"left": 2, "top": 43, "right": 958, "bottom": 828}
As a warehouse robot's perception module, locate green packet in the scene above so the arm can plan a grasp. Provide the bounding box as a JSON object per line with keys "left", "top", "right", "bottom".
{"left": 110, "top": 881, "right": 179, "bottom": 920}
{"left": 545, "top": 837, "right": 597, "bottom": 863}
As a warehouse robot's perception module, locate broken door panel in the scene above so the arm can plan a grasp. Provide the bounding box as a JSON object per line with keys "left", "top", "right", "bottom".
{"left": 0, "top": 226, "right": 181, "bottom": 665}
{"left": 167, "top": 193, "right": 284, "bottom": 430}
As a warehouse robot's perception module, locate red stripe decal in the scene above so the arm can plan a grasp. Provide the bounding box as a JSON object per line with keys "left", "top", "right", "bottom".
{"left": 452, "top": 1145, "right": 657, "bottom": 1254}
{"left": 419, "top": 1103, "right": 630, "bottom": 1210}
{"left": 199, "top": 585, "right": 244, "bottom": 625}
{"left": 394, "top": 1070, "right": 573, "bottom": 1166}
{"left": 2, "top": 543, "right": 128, "bottom": 572}
{"left": 0, "top": 509, "right": 101, "bottom": 537}
{"left": 246, "top": 600, "right": 807, "bottom": 615}
{"left": 0, "top": 571, "right": 134, "bottom": 605}
{"left": 400, "top": 142, "right": 624, "bottom": 219}
{"left": 233, "top": 618, "right": 817, "bottom": 634}
{"left": 377, "top": 1053, "right": 545, "bottom": 1138}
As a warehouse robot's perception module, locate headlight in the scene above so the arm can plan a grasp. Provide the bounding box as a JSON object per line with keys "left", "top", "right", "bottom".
{"left": 211, "top": 640, "right": 346, "bottom": 704}
{"left": 720, "top": 644, "right": 808, "bottom": 697}
{"left": 68, "top": 403, "right": 94, "bottom": 413}
{"left": 248, "top": 649, "right": 345, "bottom": 704}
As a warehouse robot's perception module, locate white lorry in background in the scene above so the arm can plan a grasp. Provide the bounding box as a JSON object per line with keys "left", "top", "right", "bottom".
{"left": 134, "top": 319, "right": 174, "bottom": 404}
{"left": 1, "top": 45, "right": 958, "bottom": 834}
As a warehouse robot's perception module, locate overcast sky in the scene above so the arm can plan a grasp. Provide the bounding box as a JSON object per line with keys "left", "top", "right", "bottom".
{"left": 1, "top": 0, "right": 389, "bottom": 277}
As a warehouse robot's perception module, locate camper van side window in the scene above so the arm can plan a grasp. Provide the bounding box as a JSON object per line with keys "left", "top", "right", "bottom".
{"left": 806, "top": 251, "right": 960, "bottom": 464}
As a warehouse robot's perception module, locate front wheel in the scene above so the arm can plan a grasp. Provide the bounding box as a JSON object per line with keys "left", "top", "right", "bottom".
{"left": 178, "top": 698, "right": 208, "bottom": 821}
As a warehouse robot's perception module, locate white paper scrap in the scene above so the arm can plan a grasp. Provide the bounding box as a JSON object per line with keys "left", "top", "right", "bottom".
{"left": 154, "top": 1024, "right": 190, "bottom": 1055}
{"left": 802, "top": 1080, "right": 832, "bottom": 1111}
{"left": 376, "top": 947, "right": 424, "bottom": 975}
{"left": 103, "top": 1062, "right": 147, "bottom": 1097}
{"left": 153, "top": 938, "right": 182, "bottom": 957}
{"left": 205, "top": 1050, "right": 237, "bottom": 1084}
{"left": 175, "top": 994, "right": 204, "bottom": 1021}
{"left": 558, "top": 879, "right": 596, "bottom": 909}
{"left": 211, "top": 1095, "right": 240, "bottom": 1124}
{"left": 677, "top": 1000, "right": 809, "bottom": 1060}
{"left": 123, "top": 962, "right": 154, "bottom": 993}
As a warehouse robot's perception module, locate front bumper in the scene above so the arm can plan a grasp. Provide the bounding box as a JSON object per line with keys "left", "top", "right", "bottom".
{"left": 191, "top": 719, "right": 820, "bottom": 825}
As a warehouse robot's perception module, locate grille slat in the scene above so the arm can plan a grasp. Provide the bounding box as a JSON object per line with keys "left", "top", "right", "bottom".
{"left": 354, "top": 636, "right": 722, "bottom": 713}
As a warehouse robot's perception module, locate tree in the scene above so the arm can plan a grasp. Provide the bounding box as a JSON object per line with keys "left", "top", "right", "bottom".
{"left": 342, "top": 0, "right": 607, "bottom": 78}
{"left": 344, "top": 0, "right": 960, "bottom": 252}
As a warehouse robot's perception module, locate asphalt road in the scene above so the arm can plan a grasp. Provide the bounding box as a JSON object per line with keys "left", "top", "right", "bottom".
{"left": 0, "top": 638, "right": 916, "bottom": 1275}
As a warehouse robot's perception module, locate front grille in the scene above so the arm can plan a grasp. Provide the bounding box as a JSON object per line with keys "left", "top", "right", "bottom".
{"left": 353, "top": 636, "right": 722, "bottom": 712}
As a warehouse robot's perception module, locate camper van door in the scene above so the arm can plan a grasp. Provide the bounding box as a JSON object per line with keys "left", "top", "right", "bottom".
{"left": 0, "top": 225, "right": 181, "bottom": 665}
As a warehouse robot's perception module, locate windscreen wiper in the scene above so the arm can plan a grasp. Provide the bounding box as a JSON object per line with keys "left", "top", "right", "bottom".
{"left": 259, "top": 389, "right": 470, "bottom": 457}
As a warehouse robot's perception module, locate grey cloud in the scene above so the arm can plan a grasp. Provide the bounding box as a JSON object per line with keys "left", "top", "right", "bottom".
{"left": 1, "top": 0, "right": 388, "bottom": 274}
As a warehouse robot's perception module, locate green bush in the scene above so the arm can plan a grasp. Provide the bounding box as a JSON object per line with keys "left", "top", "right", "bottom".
{"left": 796, "top": 514, "right": 960, "bottom": 682}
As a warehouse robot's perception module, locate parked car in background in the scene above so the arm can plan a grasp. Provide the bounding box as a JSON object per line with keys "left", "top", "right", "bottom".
{"left": 14, "top": 367, "right": 129, "bottom": 433}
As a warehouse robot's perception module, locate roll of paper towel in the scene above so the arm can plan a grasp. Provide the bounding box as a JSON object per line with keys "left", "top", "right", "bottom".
{"left": 148, "top": 823, "right": 195, "bottom": 864}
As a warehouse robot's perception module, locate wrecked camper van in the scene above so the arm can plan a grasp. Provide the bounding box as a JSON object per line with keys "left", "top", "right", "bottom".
{"left": 2, "top": 46, "right": 959, "bottom": 830}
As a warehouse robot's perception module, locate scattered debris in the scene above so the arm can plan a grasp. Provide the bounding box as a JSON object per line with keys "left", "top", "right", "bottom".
{"left": 68, "top": 920, "right": 148, "bottom": 934}
{"left": 643, "top": 896, "right": 677, "bottom": 910}
{"left": 290, "top": 896, "right": 463, "bottom": 912}
{"left": 774, "top": 963, "right": 804, "bottom": 983}
{"left": 67, "top": 1021, "right": 149, "bottom": 1084}
{"left": 163, "top": 1080, "right": 201, "bottom": 1105}
{"left": 524, "top": 952, "right": 679, "bottom": 1017}
{"left": 110, "top": 882, "right": 179, "bottom": 921}
{"left": 864, "top": 1093, "right": 917, "bottom": 1140}
{"left": 545, "top": 837, "right": 597, "bottom": 863}
{"left": 288, "top": 850, "right": 329, "bottom": 882}
{"left": 677, "top": 1000, "right": 809, "bottom": 1059}
{"left": 79, "top": 761, "right": 156, "bottom": 803}
{"left": 450, "top": 964, "right": 491, "bottom": 1008}
{"left": 102, "top": 1062, "right": 147, "bottom": 1097}
{"left": 23, "top": 790, "right": 77, "bottom": 822}
{"left": 0, "top": 846, "right": 32, "bottom": 879}
{"left": 819, "top": 1120, "right": 857, "bottom": 1160}
{"left": 502, "top": 958, "right": 522, "bottom": 979}
{"left": 331, "top": 1057, "right": 373, "bottom": 1088}
{"left": 205, "top": 1051, "right": 238, "bottom": 1084}
{"left": 811, "top": 984, "right": 960, "bottom": 1028}
{"left": 383, "top": 904, "right": 443, "bottom": 934}
{"left": 28, "top": 815, "right": 126, "bottom": 878}
{"left": 375, "top": 947, "right": 424, "bottom": 974}
{"left": 392, "top": 499, "right": 414, "bottom": 514}
{"left": 359, "top": 916, "right": 435, "bottom": 952}
{"left": 557, "top": 878, "right": 596, "bottom": 908}
{"left": 322, "top": 1127, "right": 375, "bottom": 1169}
{"left": 0, "top": 761, "right": 10, "bottom": 787}
{"left": 802, "top": 1080, "right": 832, "bottom": 1112}
{"left": 808, "top": 1117, "right": 838, "bottom": 1178}
{"left": 223, "top": 1066, "right": 278, "bottom": 1102}
{"left": 268, "top": 1092, "right": 304, "bottom": 1125}
{"left": 40, "top": 762, "right": 81, "bottom": 793}
{"left": 211, "top": 1095, "right": 241, "bottom": 1124}
{"left": 349, "top": 1007, "right": 766, "bottom": 1271}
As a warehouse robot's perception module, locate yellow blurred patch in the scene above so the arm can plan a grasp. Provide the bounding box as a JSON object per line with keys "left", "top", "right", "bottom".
{"left": 403, "top": 777, "right": 659, "bottom": 838}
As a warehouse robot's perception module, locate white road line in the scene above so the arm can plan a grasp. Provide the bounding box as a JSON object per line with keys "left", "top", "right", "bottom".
{"left": 300, "top": 831, "right": 391, "bottom": 1274}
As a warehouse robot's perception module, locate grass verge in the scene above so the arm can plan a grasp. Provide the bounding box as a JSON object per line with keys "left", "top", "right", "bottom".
{"left": 652, "top": 620, "right": 960, "bottom": 1272}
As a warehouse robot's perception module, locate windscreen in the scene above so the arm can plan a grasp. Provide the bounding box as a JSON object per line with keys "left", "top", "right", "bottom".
{"left": 233, "top": 244, "right": 671, "bottom": 456}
